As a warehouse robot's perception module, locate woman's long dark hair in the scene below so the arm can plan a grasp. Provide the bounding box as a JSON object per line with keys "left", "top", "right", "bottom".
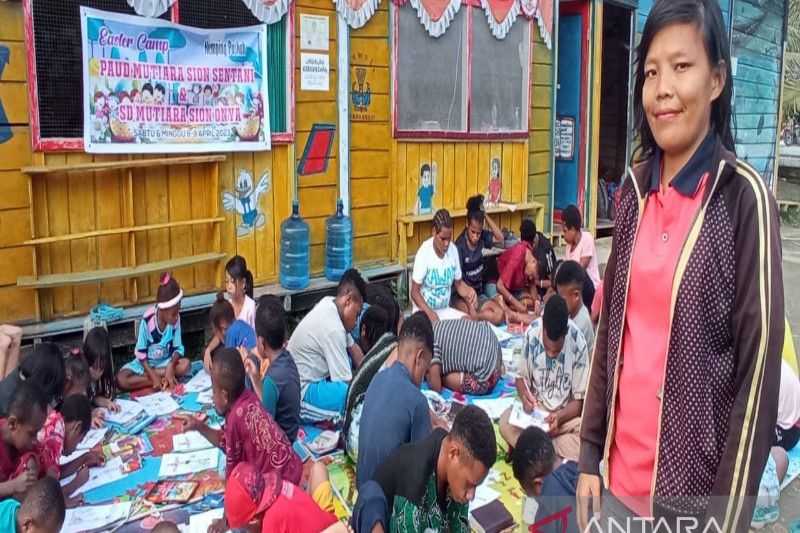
{"left": 632, "top": 0, "right": 735, "bottom": 163}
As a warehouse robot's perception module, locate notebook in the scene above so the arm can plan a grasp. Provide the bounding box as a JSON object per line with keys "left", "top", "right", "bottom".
{"left": 469, "top": 499, "right": 516, "bottom": 533}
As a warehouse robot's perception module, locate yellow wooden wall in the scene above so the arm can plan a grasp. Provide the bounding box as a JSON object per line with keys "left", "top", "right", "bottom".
{"left": 0, "top": 1, "right": 37, "bottom": 323}
{"left": 528, "top": 23, "right": 554, "bottom": 231}
{"left": 394, "top": 141, "right": 530, "bottom": 260}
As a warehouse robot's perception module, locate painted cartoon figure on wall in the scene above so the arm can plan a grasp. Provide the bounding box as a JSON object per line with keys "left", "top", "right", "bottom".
{"left": 415, "top": 162, "right": 437, "bottom": 215}
{"left": 222, "top": 169, "right": 271, "bottom": 237}
{"left": 487, "top": 157, "right": 502, "bottom": 205}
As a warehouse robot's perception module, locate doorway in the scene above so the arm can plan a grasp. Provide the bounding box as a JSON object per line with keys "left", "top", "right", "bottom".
{"left": 596, "top": 2, "right": 633, "bottom": 235}
{"left": 553, "top": 0, "right": 590, "bottom": 216}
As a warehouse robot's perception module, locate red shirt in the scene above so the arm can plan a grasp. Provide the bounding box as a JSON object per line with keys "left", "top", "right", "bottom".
{"left": 222, "top": 390, "right": 302, "bottom": 485}
{"left": 497, "top": 242, "right": 532, "bottom": 292}
{"left": 261, "top": 481, "right": 338, "bottom": 533}
{"left": 610, "top": 150, "right": 710, "bottom": 516}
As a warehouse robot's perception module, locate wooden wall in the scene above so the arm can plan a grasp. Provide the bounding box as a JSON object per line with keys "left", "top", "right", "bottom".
{"left": 394, "top": 141, "right": 530, "bottom": 259}
{"left": 0, "top": 1, "right": 36, "bottom": 322}
{"left": 528, "top": 23, "right": 554, "bottom": 232}
{"left": 731, "top": 0, "right": 785, "bottom": 184}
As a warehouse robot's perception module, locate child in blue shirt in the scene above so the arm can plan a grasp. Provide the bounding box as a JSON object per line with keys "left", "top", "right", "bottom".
{"left": 0, "top": 476, "right": 65, "bottom": 533}
{"left": 117, "top": 273, "right": 190, "bottom": 391}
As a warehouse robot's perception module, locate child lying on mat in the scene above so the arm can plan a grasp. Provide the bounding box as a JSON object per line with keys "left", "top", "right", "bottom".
{"left": 426, "top": 319, "right": 502, "bottom": 396}
{"left": 211, "top": 461, "right": 346, "bottom": 533}
{"left": 117, "top": 273, "right": 190, "bottom": 391}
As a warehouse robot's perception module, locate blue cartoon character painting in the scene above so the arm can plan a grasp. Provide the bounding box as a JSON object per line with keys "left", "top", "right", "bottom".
{"left": 415, "top": 162, "right": 437, "bottom": 215}
{"left": 222, "top": 169, "right": 271, "bottom": 237}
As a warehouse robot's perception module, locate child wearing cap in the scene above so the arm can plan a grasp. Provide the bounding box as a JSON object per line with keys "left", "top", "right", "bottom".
{"left": 215, "top": 461, "right": 340, "bottom": 533}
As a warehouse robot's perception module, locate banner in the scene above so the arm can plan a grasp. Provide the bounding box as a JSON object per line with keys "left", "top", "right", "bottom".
{"left": 81, "top": 7, "right": 270, "bottom": 153}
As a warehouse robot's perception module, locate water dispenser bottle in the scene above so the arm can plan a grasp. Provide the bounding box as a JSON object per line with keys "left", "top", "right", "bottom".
{"left": 280, "top": 201, "right": 310, "bottom": 290}
{"left": 325, "top": 198, "right": 353, "bottom": 282}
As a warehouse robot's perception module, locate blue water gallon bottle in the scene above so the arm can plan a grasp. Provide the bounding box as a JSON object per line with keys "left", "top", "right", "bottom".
{"left": 325, "top": 198, "right": 353, "bottom": 281}
{"left": 280, "top": 201, "right": 310, "bottom": 290}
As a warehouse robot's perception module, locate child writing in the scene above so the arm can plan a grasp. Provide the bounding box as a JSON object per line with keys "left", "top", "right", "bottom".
{"left": 561, "top": 205, "right": 600, "bottom": 310}
{"left": 117, "top": 273, "right": 190, "bottom": 391}
{"left": 495, "top": 219, "right": 541, "bottom": 319}
{"left": 81, "top": 328, "right": 120, "bottom": 428}
{"left": 244, "top": 295, "right": 301, "bottom": 443}
{"left": 0, "top": 476, "right": 65, "bottom": 533}
{"left": 0, "top": 342, "right": 65, "bottom": 418}
{"left": 208, "top": 293, "right": 258, "bottom": 390}
{"left": 176, "top": 347, "right": 301, "bottom": 484}
{"left": 204, "top": 256, "right": 256, "bottom": 370}
{"left": 500, "top": 295, "right": 588, "bottom": 462}
{"left": 0, "top": 382, "right": 48, "bottom": 500}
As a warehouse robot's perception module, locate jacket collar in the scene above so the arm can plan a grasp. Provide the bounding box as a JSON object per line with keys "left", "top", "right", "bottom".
{"left": 631, "top": 132, "right": 737, "bottom": 202}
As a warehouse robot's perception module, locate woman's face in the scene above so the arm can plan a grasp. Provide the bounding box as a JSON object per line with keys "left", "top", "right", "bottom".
{"left": 642, "top": 22, "right": 724, "bottom": 159}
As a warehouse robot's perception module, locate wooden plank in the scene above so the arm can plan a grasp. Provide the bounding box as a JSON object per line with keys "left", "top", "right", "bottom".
{"left": 351, "top": 123, "right": 390, "bottom": 150}
{"left": 230, "top": 152, "right": 256, "bottom": 287}
{"left": 405, "top": 143, "right": 420, "bottom": 216}
{"left": 0, "top": 127, "right": 31, "bottom": 170}
{"left": 350, "top": 38, "right": 390, "bottom": 68}
{"left": 351, "top": 11, "right": 389, "bottom": 39}
{"left": 0, "top": 3, "right": 23, "bottom": 41}
{"left": 348, "top": 65, "right": 390, "bottom": 95}
{"left": 18, "top": 253, "right": 226, "bottom": 289}
{"left": 43, "top": 154, "right": 74, "bottom": 316}
{"left": 0, "top": 170, "right": 28, "bottom": 210}
{"left": 22, "top": 155, "right": 227, "bottom": 176}
{"left": 0, "top": 207, "right": 29, "bottom": 247}
{"left": 0, "top": 246, "right": 33, "bottom": 286}
{"left": 94, "top": 162, "right": 125, "bottom": 304}
{"left": 443, "top": 143, "right": 455, "bottom": 210}
{"left": 67, "top": 153, "right": 98, "bottom": 312}
{"left": 23, "top": 217, "right": 225, "bottom": 245}
{"left": 297, "top": 102, "right": 338, "bottom": 131}
{"left": 298, "top": 185, "right": 337, "bottom": 218}
{"left": 398, "top": 201, "right": 544, "bottom": 224}
{"left": 272, "top": 144, "right": 292, "bottom": 285}
{"left": 354, "top": 234, "right": 390, "bottom": 264}
{"left": 352, "top": 206, "right": 391, "bottom": 238}
{"left": 431, "top": 142, "right": 444, "bottom": 206}
{"left": 145, "top": 154, "right": 171, "bottom": 293}
{"left": 131, "top": 160, "right": 151, "bottom": 300}
{"left": 351, "top": 178, "right": 390, "bottom": 208}
{"left": 454, "top": 144, "right": 467, "bottom": 210}
{"left": 351, "top": 151, "right": 389, "bottom": 179}
{"left": 190, "top": 157, "right": 216, "bottom": 290}
{"left": 0, "top": 82, "right": 27, "bottom": 123}
{"left": 0, "top": 286, "right": 36, "bottom": 323}
{"left": 501, "top": 143, "right": 514, "bottom": 204}
{"left": 0, "top": 42, "right": 26, "bottom": 82}
{"left": 254, "top": 149, "right": 277, "bottom": 281}
{"left": 468, "top": 144, "right": 482, "bottom": 198}
{"left": 514, "top": 143, "right": 528, "bottom": 201}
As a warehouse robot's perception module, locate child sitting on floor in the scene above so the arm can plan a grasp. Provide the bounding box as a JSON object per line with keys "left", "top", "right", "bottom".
{"left": 81, "top": 328, "right": 120, "bottom": 428}
{"left": 0, "top": 382, "right": 47, "bottom": 500}
{"left": 215, "top": 461, "right": 340, "bottom": 533}
{"left": 344, "top": 304, "right": 397, "bottom": 462}
{"left": 118, "top": 273, "right": 190, "bottom": 391}
{"left": 512, "top": 426, "right": 580, "bottom": 533}
{"left": 561, "top": 205, "right": 601, "bottom": 310}
{"left": 451, "top": 195, "right": 505, "bottom": 325}
{"left": 411, "top": 209, "right": 477, "bottom": 322}
{"left": 495, "top": 219, "right": 541, "bottom": 319}
{"left": 0, "top": 343, "right": 65, "bottom": 418}
{"left": 352, "top": 405, "right": 496, "bottom": 533}
{"left": 245, "top": 295, "right": 301, "bottom": 443}
{"left": 0, "top": 476, "right": 65, "bottom": 532}
{"left": 208, "top": 292, "right": 257, "bottom": 359}
{"left": 427, "top": 319, "right": 502, "bottom": 396}
{"left": 356, "top": 312, "right": 434, "bottom": 488}
{"left": 203, "top": 255, "right": 257, "bottom": 369}
{"left": 288, "top": 269, "right": 367, "bottom": 424}
{"left": 500, "top": 295, "right": 588, "bottom": 462}
{"left": 554, "top": 260, "right": 594, "bottom": 349}
{"left": 176, "top": 348, "right": 301, "bottom": 485}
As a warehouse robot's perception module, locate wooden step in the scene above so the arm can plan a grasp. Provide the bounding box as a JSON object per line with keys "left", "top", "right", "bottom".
{"left": 22, "top": 155, "right": 226, "bottom": 176}
{"left": 17, "top": 253, "right": 225, "bottom": 289}
{"left": 398, "top": 201, "right": 544, "bottom": 224}
{"left": 24, "top": 217, "right": 225, "bottom": 246}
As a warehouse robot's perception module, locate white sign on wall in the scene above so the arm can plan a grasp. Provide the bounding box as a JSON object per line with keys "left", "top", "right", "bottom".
{"left": 300, "top": 14, "right": 329, "bottom": 51}
{"left": 300, "top": 53, "right": 329, "bottom": 91}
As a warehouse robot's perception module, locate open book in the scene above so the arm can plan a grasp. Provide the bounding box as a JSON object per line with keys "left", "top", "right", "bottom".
{"left": 508, "top": 400, "right": 550, "bottom": 432}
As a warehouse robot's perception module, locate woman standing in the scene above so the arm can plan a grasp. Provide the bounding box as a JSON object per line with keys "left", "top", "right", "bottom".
{"left": 577, "top": 1, "right": 784, "bottom": 532}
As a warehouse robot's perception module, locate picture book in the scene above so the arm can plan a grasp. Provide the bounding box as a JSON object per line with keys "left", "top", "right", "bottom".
{"left": 146, "top": 480, "right": 199, "bottom": 504}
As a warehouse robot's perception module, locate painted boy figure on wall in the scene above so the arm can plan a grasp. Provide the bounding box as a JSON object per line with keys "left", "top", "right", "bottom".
{"left": 487, "top": 158, "right": 502, "bottom": 205}
{"left": 415, "top": 163, "right": 437, "bottom": 215}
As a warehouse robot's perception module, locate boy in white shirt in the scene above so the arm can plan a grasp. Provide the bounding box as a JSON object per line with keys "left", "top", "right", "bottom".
{"left": 288, "top": 269, "right": 367, "bottom": 424}
{"left": 553, "top": 260, "right": 594, "bottom": 351}
{"left": 410, "top": 209, "right": 477, "bottom": 322}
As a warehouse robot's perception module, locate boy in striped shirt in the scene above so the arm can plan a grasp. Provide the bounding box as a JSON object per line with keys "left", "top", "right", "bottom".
{"left": 427, "top": 320, "right": 502, "bottom": 395}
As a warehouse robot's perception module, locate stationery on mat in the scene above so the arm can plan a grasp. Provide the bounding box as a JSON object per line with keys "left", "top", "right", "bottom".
{"left": 184, "top": 369, "right": 212, "bottom": 393}
{"left": 469, "top": 499, "right": 516, "bottom": 533}
{"left": 103, "top": 399, "right": 144, "bottom": 426}
{"left": 62, "top": 456, "right": 127, "bottom": 496}
{"left": 158, "top": 448, "right": 220, "bottom": 478}
{"left": 472, "top": 397, "right": 515, "bottom": 421}
{"left": 61, "top": 501, "right": 132, "bottom": 533}
{"left": 136, "top": 392, "right": 181, "bottom": 416}
{"left": 76, "top": 427, "right": 108, "bottom": 450}
{"left": 172, "top": 431, "right": 214, "bottom": 453}
{"left": 508, "top": 401, "right": 550, "bottom": 432}
{"left": 146, "top": 480, "right": 199, "bottom": 504}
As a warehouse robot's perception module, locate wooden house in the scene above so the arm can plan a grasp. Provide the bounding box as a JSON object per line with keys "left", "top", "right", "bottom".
{"left": 0, "top": 0, "right": 787, "bottom": 331}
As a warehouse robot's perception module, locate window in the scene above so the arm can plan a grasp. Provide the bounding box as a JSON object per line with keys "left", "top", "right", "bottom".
{"left": 393, "top": 4, "right": 530, "bottom": 138}
{"left": 25, "top": 0, "right": 293, "bottom": 151}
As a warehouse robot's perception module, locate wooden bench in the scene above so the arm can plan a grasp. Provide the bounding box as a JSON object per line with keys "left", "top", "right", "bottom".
{"left": 397, "top": 201, "right": 545, "bottom": 263}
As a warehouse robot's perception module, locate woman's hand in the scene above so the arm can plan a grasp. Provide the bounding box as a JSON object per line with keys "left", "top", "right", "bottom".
{"left": 576, "top": 473, "right": 602, "bottom": 532}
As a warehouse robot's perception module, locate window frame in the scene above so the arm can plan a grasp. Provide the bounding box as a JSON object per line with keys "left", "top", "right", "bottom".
{"left": 391, "top": 2, "right": 532, "bottom": 141}
{"left": 22, "top": 0, "right": 295, "bottom": 152}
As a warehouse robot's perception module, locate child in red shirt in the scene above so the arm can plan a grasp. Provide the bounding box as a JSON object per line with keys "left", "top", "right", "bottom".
{"left": 0, "top": 382, "right": 47, "bottom": 500}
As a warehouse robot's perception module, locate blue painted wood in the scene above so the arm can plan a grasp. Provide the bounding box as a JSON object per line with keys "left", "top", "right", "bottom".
{"left": 554, "top": 14, "right": 583, "bottom": 211}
